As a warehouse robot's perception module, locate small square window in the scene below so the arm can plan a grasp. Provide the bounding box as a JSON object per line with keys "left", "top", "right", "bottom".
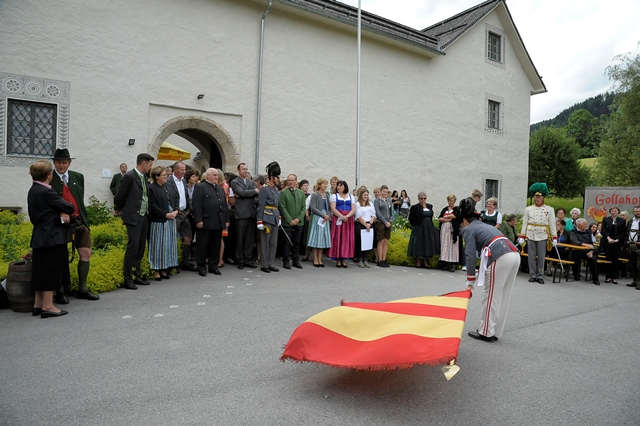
{"left": 7, "top": 99, "right": 57, "bottom": 157}
{"left": 488, "top": 100, "right": 500, "bottom": 129}
{"left": 487, "top": 32, "right": 501, "bottom": 62}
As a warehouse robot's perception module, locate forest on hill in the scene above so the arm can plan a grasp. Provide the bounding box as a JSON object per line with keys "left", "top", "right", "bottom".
{"left": 527, "top": 50, "right": 640, "bottom": 197}
{"left": 529, "top": 92, "right": 615, "bottom": 133}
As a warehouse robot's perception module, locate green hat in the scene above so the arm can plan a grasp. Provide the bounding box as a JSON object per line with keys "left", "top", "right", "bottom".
{"left": 529, "top": 182, "right": 549, "bottom": 197}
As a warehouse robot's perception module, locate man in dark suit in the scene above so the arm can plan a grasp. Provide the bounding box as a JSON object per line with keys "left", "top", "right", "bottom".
{"left": 110, "top": 163, "right": 128, "bottom": 203}
{"left": 230, "top": 163, "right": 259, "bottom": 269}
{"left": 50, "top": 148, "right": 100, "bottom": 302}
{"left": 191, "top": 168, "right": 229, "bottom": 277}
{"left": 164, "top": 161, "right": 196, "bottom": 271}
{"left": 115, "top": 153, "right": 155, "bottom": 290}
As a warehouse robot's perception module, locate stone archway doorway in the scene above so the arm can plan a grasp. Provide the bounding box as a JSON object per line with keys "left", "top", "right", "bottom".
{"left": 149, "top": 116, "right": 239, "bottom": 173}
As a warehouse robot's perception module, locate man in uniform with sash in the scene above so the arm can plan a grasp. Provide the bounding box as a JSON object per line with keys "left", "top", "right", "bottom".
{"left": 626, "top": 206, "right": 640, "bottom": 290}
{"left": 518, "top": 183, "right": 557, "bottom": 284}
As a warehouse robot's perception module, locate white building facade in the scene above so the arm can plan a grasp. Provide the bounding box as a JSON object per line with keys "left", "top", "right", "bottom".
{"left": 0, "top": 0, "right": 545, "bottom": 215}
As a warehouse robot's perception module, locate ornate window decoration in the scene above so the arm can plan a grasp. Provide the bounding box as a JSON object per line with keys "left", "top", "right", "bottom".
{"left": 485, "top": 93, "right": 504, "bottom": 135}
{"left": 0, "top": 72, "right": 70, "bottom": 166}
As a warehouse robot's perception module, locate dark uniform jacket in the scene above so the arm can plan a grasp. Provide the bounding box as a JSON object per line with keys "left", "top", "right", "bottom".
{"left": 192, "top": 181, "right": 229, "bottom": 230}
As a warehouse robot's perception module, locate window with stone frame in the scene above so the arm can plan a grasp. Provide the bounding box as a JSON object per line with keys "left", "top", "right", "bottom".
{"left": 487, "top": 100, "right": 500, "bottom": 130}
{"left": 7, "top": 99, "right": 57, "bottom": 157}
{"left": 487, "top": 31, "right": 502, "bottom": 62}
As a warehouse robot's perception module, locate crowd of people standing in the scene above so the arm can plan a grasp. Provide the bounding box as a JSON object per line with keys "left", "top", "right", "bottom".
{"left": 26, "top": 153, "right": 640, "bottom": 323}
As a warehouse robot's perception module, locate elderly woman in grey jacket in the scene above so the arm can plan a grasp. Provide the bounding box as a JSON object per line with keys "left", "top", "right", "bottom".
{"left": 307, "top": 178, "right": 331, "bottom": 267}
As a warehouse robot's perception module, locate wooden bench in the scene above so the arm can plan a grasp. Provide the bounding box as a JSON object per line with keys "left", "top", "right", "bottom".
{"left": 520, "top": 252, "right": 575, "bottom": 283}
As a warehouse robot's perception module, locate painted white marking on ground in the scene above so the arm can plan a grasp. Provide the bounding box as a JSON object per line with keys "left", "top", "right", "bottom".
{"left": 243, "top": 278, "right": 250, "bottom": 280}
{"left": 197, "top": 302, "right": 206, "bottom": 306}
{"left": 170, "top": 305, "right": 178, "bottom": 308}
{"left": 246, "top": 283, "right": 252, "bottom": 286}
{"left": 155, "top": 313, "right": 164, "bottom": 317}
{"left": 226, "top": 292, "right": 233, "bottom": 295}
{"left": 203, "top": 295, "right": 211, "bottom": 298}
{"left": 227, "top": 286, "right": 234, "bottom": 288}
{"left": 418, "top": 273, "right": 424, "bottom": 276}
{"left": 122, "top": 315, "right": 132, "bottom": 319}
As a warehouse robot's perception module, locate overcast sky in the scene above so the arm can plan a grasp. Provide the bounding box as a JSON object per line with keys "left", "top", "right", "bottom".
{"left": 339, "top": 0, "right": 640, "bottom": 124}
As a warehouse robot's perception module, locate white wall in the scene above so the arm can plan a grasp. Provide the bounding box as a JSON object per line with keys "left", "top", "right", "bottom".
{"left": 0, "top": 0, "right": 534, "bottom": 216}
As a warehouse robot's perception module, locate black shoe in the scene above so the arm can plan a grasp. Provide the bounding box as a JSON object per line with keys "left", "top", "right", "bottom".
{"left": 208, "top": 268, "right": 221, "bottom": 276}
{"left": 468, "top": 330, "right": 497, "bottom": 342}
{"left": 612, "top": 280, "right": 618, "bottom": 285}
{"left": 336, "top": 262, "right": 341, "bottom": 268}
{"left": 54, "top": 292, "right": 69, "bottom": 305}
{"left": 161, "top": 274, "right": 170, "bottom": 280}
{"left": 41, "top": 310, "right": 68, "bottom": 318}
{"left": 237, "top": 263, "right": 245, "bottom": 270}
{"left": 283, "top": 261, "right": 291, "bottom": 270}
{"left": 537, "top": 278, "right": 544, "bottom": 284}
{"left": 32, "top": 308, "right": 42, "bottom": 316}
{"left": 246, "top": 262, "right": 259, "bottom": 269}
{"left": 198, "top": 269, "right": 207, "bottom": 277}
{"left": 122, "top": 280, "right": 138, "bottom": 290}
{"left": 76, "top": 291, "right": 100, "bottom": 301}
{"left": 292, "top": 261, "right": 303, "bottom": 269}
{"left": 573, "top": 275, "right": 580, "bottom": 281}
{"left": 528, "top": 277, "right": 536, "bottom": 283}
{"left": 626, "top": 282, "right": 637, "bottom": 287}
{"left": 261, "top": 267, "right": 271, "bottom": 273}
{"left": 133, "top": 277, "right": 150, "bottom": 286}
{"left": 181, "top": 263, "right": 198, "bottom": 271}
{"left": 269, "top": 266, "right": 279, "bottom": 272}
{"left": 319, "top": 263, "right": 325, "bottom": 268}
{"left": 593, "top": 280, "right": 600, "bottom": 285}
{"left": 154, "top": 277, "right": 163, "bottom": 282}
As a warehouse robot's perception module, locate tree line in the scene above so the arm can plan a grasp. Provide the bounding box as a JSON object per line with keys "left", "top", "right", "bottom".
{"left": 528, "top": 49, "right": 640, "bottom": 197}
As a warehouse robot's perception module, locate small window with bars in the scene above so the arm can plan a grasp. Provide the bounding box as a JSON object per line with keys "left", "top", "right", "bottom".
{"left": 7, "top": 99, "right": 57, "bottom": 157}
{"left": 487, "top": 100, "right": 500, "bottom": 129}
{"left": 487, "top": 32, "right": 501, "bottom": 62}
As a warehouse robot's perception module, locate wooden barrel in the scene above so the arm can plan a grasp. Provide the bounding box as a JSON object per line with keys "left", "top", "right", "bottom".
{"left": 6, "top": 261, "right": 34, "bottom": 313}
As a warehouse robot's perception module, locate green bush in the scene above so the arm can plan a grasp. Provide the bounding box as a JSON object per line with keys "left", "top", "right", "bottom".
{"left": 86, "top": 195, "right": 113, "bottom": 226}
{"left": 0, "top": 209, "right": 25, "bottom": 225}
{"left": 0, "top": 214, "right": 32, "bottom": 279}
{"left": 91, "top": 217, "right": 128, "bottom": 251}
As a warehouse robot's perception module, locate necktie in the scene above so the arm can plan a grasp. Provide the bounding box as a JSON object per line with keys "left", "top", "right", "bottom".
{"left": 62, "top": 175, "right": 68, "bottom": 186}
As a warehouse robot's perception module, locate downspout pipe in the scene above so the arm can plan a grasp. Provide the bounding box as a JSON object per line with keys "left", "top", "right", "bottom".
{"left": 255, "top": 0, "right": 273, "bottom": 176}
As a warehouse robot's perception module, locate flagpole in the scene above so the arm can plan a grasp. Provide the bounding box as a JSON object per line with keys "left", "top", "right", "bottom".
{"left": 355, "top": 0, "right": 362, "bottom": 189}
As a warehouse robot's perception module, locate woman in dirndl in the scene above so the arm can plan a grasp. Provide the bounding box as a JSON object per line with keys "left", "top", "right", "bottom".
{"left": 148, "top": 165, "right": 179, "bottom": 281}
{"left": 307, "top": 178, "right": 331, "bottom": 267}
{"left": 328, "top": 180, "right": 355, "bottom": 267}
{"left": 438, "top": 194, "right": 459, "bottom": 272}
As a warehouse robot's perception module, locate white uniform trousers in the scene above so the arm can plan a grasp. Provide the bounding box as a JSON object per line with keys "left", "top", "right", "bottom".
{"left": 478, "top": 251, "right": 520, "bottom": 338}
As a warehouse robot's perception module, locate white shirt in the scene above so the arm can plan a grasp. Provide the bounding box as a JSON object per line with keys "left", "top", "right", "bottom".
{"left": 172, "top": 174, "right": 187, "bottom": 210}
{"left": 355, "top": 202, "right": 376, "bottom": 222}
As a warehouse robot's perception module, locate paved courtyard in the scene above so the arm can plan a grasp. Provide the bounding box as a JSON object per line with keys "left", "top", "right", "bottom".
{"left": 1, "top": 261, "right": 639, "bottom": 425}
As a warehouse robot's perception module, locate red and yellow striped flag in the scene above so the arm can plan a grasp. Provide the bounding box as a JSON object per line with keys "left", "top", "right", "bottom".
{"left": 280, "top": 290, "right": 471, "bottom": 370}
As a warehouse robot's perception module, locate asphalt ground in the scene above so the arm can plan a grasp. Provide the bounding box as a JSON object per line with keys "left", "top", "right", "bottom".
{"left": 1, "top": 259, "right": 639, "bottom": 426}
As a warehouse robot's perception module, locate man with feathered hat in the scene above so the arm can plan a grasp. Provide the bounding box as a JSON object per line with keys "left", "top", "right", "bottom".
{"left": 518, "top": 183, "right": 557, "bottom": 284}
{"left": 256, "top": 161, "right": 281, "bottom": 273}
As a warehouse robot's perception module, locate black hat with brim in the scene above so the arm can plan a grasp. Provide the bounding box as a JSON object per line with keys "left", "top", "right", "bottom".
{"left": 52, "top": 148, "right": 74, "bottom": 161}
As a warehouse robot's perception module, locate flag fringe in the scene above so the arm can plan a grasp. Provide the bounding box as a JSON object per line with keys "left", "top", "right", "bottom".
{"left": 279, "top": 355, "right": 456, "bottom": 371}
